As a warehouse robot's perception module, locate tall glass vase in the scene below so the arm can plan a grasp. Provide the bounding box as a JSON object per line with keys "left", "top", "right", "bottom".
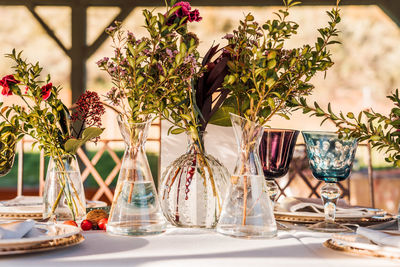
{"left": 160, "top": 131, "right": 229, "bottom": 228}
{"left": 217, "top": 114, "right": 277, "bottom": 238}
{"left": 43, "top": 155, "right": 86, "bottom": 221}
{"left": 107, "top": 115, "right": 166, "bottom": 236}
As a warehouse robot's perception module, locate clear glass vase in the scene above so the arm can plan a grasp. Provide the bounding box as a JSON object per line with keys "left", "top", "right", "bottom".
{"left": 43, "top": 155, "right": 86, "bottom": 221}
{"left": 217, "top": 113, "right": 277, "bottom": 238}
{"left": 107, "top": 115, "right": 166, "bottom": 236}
{"left": 0, "top": 131, "right": 16, "bottom": 177}
{"left": 160, "top": 131, "right": 229, "bottom": 228}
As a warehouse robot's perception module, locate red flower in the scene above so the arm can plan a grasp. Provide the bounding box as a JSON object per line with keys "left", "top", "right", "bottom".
{"left": 41, "top": 83, "right": 52, "bottom": 100}
{"left": 71, "top": 91, "right": 105, "bottom": 128}
{"left": 173, "top": 1, "right": 191, "bottom": 18}
{"left": 0, "top": 75, "right": 20, "bottom": 96}
{"left": 188, "top": 9, "right": 202, "bottom": 22}
{"left": 166, "top": 1, "right": 201, "bottom": 25}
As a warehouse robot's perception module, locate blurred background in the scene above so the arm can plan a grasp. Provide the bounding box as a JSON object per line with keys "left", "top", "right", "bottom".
{"left": 0, "top": 2, "right": 399, "bottom": 213}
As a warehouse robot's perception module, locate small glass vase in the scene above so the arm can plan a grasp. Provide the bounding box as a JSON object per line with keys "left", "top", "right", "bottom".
{"left": 43, "top": 155, "right": 86, "bottom": 221}
{"left": 0, "top": 131, "right": 16, "bottom": 177}
{"left": 217, "top": 113, "right": 277, "bottom": 238}
{"left": 159, "top": 131, "right": 229, "bottom": 228}
{"left": 107, "top": 115, "right": 166, "bottom": 236}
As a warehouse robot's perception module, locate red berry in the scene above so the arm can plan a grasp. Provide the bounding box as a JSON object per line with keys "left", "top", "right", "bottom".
{"left": 98, "top": 218, "right": 108, "bottom": 230}
{"left": 81, "top": 220, "right": 93, "bottom": 231}
{"left": 63, "top": 220, "right": 78, "bottom": 227}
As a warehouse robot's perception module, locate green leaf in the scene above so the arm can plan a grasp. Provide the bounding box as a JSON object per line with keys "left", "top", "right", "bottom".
{"left": 171, "top": 128, "right": 185, "bottom": 135}
{"left": 370, "top": 135, "right": 381, "bottom": 141}
{"left": 64, "top": 139, "right": 83, "bottom": 154}
{"left": 209, "top": 102, "right": 236, "bottom": 127}
{"left": 65, "top": 127, "right": 103, "bottom": 154}
{"left": 246, "top": 14, "right": 254, "bottom": 21}
{"left": 267, "top": 59, "right": 277, "bottom": 69}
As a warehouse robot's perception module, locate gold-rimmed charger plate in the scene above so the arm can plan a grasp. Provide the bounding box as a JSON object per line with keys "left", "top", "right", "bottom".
{"left": 274, "top": 211, "right": 393, "bottom": 226}
{"left": 324, "top": 238, "right": 400, "bottom": 260}
{"left": 0, "top": 212, "right": 42, "bottom": 220}
{"left": 0, "top": 224, "right": 84, "bottom": 256}
{"left": 0, "top": 233, "right": 84, "bottom": 256}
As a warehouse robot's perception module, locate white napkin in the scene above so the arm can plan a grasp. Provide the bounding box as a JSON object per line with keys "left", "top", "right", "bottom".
{"left": 357, "top": 227, "right": 400, "bottom": 248}
{"left": 0, "top": 220, "right": 35, "bottom": 239}
{"left": 278, "top": 197, "right": 370, "bottom": 216}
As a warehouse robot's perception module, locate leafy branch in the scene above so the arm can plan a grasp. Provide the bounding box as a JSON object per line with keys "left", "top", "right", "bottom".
{"left": 289, "top": 90, "right": 400, "bottom": 166}
{"left": 212, "top": 0, "right": 341, "bottom": 126}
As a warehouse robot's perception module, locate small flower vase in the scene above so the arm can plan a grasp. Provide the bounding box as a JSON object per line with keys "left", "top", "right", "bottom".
{"left": 107, "top": 115, "right": 166, "bottom": 236}
{"left": 0, "top": 131, "right": 16, "bottom": 176}
{"left": 160, "top": 131, "right": 229, "bottom": 228}
{"left": 43, "top": 155, "right": 86, "bottom": 221}
{"left": 216, "top": 113, "right": 277, "bottom": 238}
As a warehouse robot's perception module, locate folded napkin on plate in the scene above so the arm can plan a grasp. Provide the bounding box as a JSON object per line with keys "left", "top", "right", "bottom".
{"left": 0, "top": 220, "right": 35, "bottom": 239}
{"left": 278, "top": 197, "right": 370, "bottom": 216}
{"left": 357, "top": 227, "right": 400, "bottom": 248}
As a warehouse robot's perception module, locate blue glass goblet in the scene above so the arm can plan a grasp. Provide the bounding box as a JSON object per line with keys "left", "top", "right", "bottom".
{"left": 302, "top": 131, "right": 358, "bottom": 232}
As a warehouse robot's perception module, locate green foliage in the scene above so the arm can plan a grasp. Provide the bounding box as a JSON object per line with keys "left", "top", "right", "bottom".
{"left": 0, "top": 50, "right": 103, "bottom": 159}
{"left": 100, "top": 6, "right": 203, "bottom": 138}
{"left": 65, "top": 127, "right": 103, "bottom": 154}
{"left": 214, "top": 0, "right": 341, "bottom": 126}
{"left": 289, "top": 89, "right": 400, "bottom": 167}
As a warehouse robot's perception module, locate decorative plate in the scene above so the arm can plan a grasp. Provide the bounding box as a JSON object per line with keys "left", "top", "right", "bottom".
{"left": 0, "top": 196, "right": 107, "bottom": 220}
{"left": 274, "top": 211, "right": 393, "bottom": 226}
{"left": 324, "top": 238, "right": 400, "bottom": 260}
{"left": 0, "top": 224, "right": 84, "bottom": 255}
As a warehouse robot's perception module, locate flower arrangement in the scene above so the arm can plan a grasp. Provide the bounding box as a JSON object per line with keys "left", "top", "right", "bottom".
{"left": 212, "top": 0, "right": 341, "bottom": 127}
{"left": 289, "top": 89, "right": 400, "bottom": 167}
{"left": 98, "top": 1, "right": 231, "bottom": 227}
{"left": 0, "top": 50, "right": 105, "bottom": 220}
{"left": 98, "top": 1, "right": 229, "bottom": 139}
{"left": 214, "top": 0, "right": 342, "bottom": 231}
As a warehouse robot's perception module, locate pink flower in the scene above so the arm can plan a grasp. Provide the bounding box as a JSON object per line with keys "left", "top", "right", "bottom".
{"left": 166, "top": 2, "right": 201, "bottom": 25}
{"left": 222, "top": 34, "right": 234, "bottom": 40}
{"left": 40, "top": 83, "right": 52, "bottom": 100}
{"left": 188, "top": 9, "right": 202, "bottom": 22}
{"left": 173, "top": 1, "right": 191, "bottom": 17}
{"left": 0, "top": 75, "right": 19, "bottom": 96}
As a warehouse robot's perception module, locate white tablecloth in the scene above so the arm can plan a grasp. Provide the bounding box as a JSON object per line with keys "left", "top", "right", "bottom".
{"left": 1, "top": 228, "right": 398, "bottom": 267}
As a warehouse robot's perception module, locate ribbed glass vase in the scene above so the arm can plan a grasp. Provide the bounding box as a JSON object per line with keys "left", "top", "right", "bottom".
{"left": 160, "top": 131, "right": 229, "bottom": 228}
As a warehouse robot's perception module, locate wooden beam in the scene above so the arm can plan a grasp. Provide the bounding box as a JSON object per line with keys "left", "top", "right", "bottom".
{"left": 87, "top": 6, "right": 134, "bottom": 58}
{"left": 71, "top": 1, "right": 87, "bottom": 103}
{"left": 378, "top": 0, "right": 400, "bottom": 27}
{"left": 25, "top": 3, "right": 70, "bottom": 57}
{"left": 0, "top": 0, "right": 385, "bottom": 6}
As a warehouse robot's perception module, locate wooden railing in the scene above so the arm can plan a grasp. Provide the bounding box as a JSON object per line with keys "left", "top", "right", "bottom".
{"left": 16, "top": 121, "right": 161, "bottom": 203}
{"left": 15, "top": 131, "right": 376, "bottom": 207}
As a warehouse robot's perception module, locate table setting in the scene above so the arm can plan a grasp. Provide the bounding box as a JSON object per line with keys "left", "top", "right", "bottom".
{"left": 0, "top": 0, "right": 399, "bottom": 266}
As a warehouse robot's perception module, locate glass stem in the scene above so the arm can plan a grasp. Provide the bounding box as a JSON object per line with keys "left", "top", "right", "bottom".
{"left": 266, "top": 180, "right": 279, "bottom": 204}
{"left": 321, "top": 182, "right": 341, "bottom": 223}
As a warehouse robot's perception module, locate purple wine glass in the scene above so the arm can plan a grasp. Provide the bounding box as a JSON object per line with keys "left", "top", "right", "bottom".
{"left": 259, "top": 129, "right": 299, "bottom": 202}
